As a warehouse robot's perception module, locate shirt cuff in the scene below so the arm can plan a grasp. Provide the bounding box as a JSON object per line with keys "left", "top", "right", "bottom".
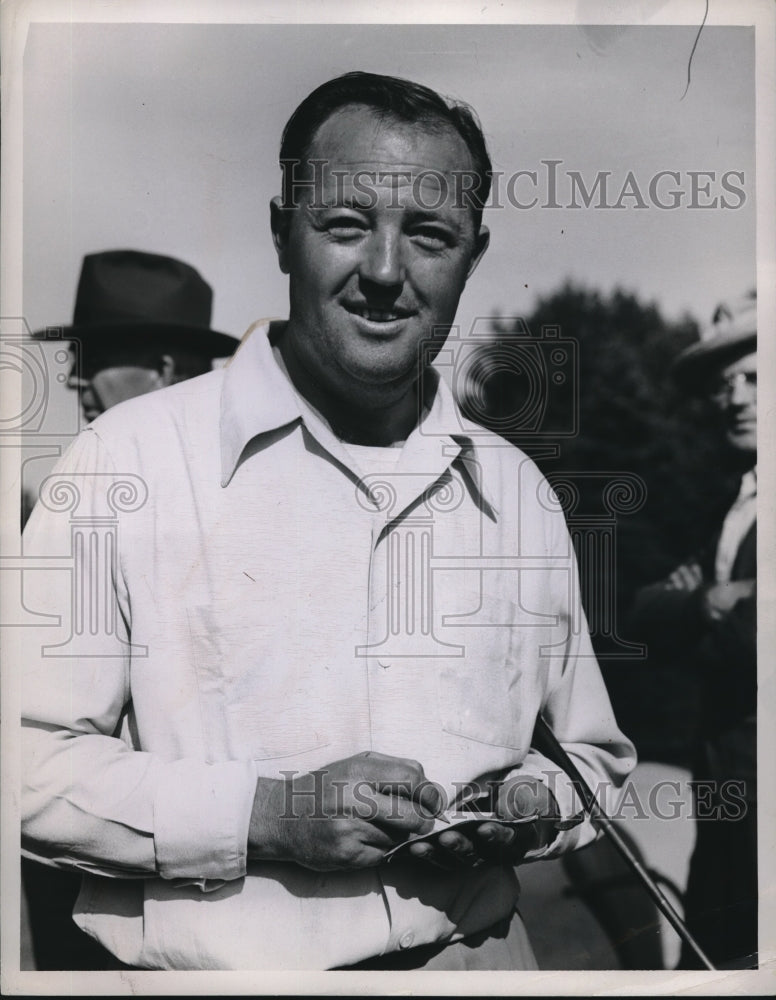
{"left": 505, "top": 750, "right": 593, "bottom": 859}
{"left": 153, "top": 758, "right": 258, "bottom": 881}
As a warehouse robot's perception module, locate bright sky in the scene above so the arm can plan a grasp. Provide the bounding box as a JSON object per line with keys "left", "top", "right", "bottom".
{"left": 18, "top": 17, "right": 755, "bottom": 489}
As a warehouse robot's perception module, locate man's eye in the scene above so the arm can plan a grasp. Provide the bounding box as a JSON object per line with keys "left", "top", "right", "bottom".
{"left": 412, "top": 228, "right": 452, "bottom": 249}
{"left": 326, "top": 217, "right": 368, "bottom": 236}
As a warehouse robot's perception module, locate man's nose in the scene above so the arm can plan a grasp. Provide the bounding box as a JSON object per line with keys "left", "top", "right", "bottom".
{"left": 729, "top": 376, "right": 754, "bottom": 406}
{"left": 360, "top": 228, "right": 405, "bottom": 287}
{"left": 66, "top": 370, "right": 89, "bottom": 390}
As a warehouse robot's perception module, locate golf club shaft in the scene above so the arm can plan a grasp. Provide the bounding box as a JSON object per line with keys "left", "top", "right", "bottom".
{"left": 532, "top": 715, "right": 716, "bottom": 971}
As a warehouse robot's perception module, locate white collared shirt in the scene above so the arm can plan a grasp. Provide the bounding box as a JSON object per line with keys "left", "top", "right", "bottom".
{"left": 21, "top": 321, "right": 635, "bottom": 969}
{"left": 715, "top": 468, "right": 757, "bottom": 583}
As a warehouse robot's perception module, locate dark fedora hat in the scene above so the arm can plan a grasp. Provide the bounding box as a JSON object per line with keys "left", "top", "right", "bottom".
{"left": 32, "top": 249, "right": 239, "bottom": 358}
{"left": 673, "top": 290, "right": 757, "bottom": 390}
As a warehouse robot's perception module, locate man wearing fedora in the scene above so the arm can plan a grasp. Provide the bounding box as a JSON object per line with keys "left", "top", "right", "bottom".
{"left": 22, "top": 249, "right": 238, "bottom": 971}
{"left": 34, "top": 249, "right": 238, "bottom": 422}
{"left": 628, "top": 292, "right": 757, "bottom": 969}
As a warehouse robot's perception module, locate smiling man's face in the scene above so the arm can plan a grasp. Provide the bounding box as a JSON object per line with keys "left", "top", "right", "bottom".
{"left": 271, "top": 105, "right": 489, "bottom": 409}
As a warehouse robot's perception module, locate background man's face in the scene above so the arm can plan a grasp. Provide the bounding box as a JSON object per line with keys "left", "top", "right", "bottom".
{"left": 68, "top": 350, "right": 168, "bottom": 421}
{"left": 272, "top": 106, "right": 489, "bottom": 403}
{"left": 707, "top": 349, "right": 757, "bottom": 455}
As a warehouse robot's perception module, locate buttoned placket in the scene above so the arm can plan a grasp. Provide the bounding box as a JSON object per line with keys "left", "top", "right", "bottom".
{"left": 228, "top": 360, "right": 493, "bottom": 955}
{"left": 357, "top": 464, "right": 467, "bottom": 958}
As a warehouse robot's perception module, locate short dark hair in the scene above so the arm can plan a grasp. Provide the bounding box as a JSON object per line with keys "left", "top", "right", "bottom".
{"left": 279, "top": 71, "right": 492, "bottom": 228}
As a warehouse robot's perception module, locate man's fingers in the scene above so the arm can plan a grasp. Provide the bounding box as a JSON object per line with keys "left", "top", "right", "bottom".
{"left": 414, "top": 779, "right": 446, "bottom": 817}
{"left": 473, "top": 821, "right": 533, "bottom": 863}
{"left": 354, "top": 752, "right": 442, "bottom": 809}
{"left": 354, "top": 752, "right": 445, "bottom": 818}
{"left": 476, "top": 821, "right": 517, "bottom": 846}
{"left": 407, "top": 841, "right": 456, "bottom": 871}
{"left": 435, "top": 829, "right": 480, "bottom": 866}
{"left": 367, "top": 791, "right": 436, "bottom": 834}
{"left": 498, "top": 777, "right": 554, "bottom": 820}
{"left": 374, "top": 778, "right": 445, "bottom": 818}
{"left": 686, "top": 562, "right": 703, "bottom": 585}
{"left": 669, "top": 562, "right": 703, "bottom": 591}
{"left": 354, "top": 751, "right": 425, "bottom": 784}
{"left": 704, "top": 579, "right": 756, "bottom": 621}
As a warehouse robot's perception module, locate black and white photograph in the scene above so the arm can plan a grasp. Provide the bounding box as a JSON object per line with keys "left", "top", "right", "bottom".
{"left": 1, "top": 0, "right": 774, "bottom": 994}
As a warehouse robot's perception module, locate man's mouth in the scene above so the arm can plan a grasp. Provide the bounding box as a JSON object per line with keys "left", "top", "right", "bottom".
{"left": 728, "top": 415, "right": 757, "bottom": 439}
{"left": 344, "top": 302, "right": 415, "bottom": 324}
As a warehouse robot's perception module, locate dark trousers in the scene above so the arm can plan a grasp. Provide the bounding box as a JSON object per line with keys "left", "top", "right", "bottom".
{"left": 679, "top": 801, "right": 757, "bottom": 969}
{"left": 21, "top": 859, "right": 122, "bottom": 970}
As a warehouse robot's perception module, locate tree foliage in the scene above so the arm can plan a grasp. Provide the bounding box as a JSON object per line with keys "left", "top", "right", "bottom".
{"left": 459, "top": 283, "right": 743, "bottom": 763}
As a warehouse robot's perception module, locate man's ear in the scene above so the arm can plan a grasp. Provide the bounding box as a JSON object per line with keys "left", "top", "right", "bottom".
{"left": 466, "top": 226, "right": 490, "bottom": 281}
{"left": 270, "top": 196, "right": 292, "bottom": 275}
{"left": 158, "top": 354, "right": 176, "bottom": 387}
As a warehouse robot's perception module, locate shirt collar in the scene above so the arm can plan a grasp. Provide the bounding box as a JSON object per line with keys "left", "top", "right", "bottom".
{"left": 739, "top": 466, "right": 757, "bottom": 499}
{"left": 220, "top": 321, "right": 499, "bottom": 516}
{"left": 220, "top": 319, "right": 302, "bottom": 486}
{"left": 409, "top": 369, "right": 500, "bottom": 518}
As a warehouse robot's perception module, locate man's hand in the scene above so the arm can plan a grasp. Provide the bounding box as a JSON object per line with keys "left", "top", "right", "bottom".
{"left": 407, "top": 777, "right": 560, "bottom": 870}
{"left": 666, "top": 561, "right": 704, "bottom": 592}
{"left": 702, "top": 578, "right": 755, "bottom": 622}
{"left": 248, "top": 751, "right": 442, "bottom": 871}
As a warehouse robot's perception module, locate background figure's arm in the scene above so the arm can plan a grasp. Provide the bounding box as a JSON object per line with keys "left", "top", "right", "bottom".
{"left": 701, "top": 588, "right": 755, "bottom": 660}
{"left": 20, "top": 430, "right": 258, "bottom": 884}
{"left": 625, "top": 560, "right": 709, "bottom": 657}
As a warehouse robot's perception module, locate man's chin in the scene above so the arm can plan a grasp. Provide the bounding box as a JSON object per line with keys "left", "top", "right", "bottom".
{"left": 725, "top": 429, "right": 757, "bottom": 456}
{"left": 341, "top": 358, "right": 420, "bottom": 393}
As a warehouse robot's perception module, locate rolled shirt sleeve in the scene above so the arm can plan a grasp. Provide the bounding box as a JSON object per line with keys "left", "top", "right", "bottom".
{"left": 20, "top": 429, "right": 258, "bottom": 883}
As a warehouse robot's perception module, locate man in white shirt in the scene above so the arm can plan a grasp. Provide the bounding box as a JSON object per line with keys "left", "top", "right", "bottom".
{"left": 21, "top": 249, "right": 239, "bottom": 971}
{"left": 21, "top": 71, "right": 635, "bottom": 971}
{"left": 628, "top": 292, "right": 757, "bottom": 969}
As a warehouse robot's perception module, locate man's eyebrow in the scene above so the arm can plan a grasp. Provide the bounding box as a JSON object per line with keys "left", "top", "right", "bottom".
{"left": 313, "top": 196, "right": 374, "bottom": 210}
{"left": 403, "top": 207, "right": 465, "bottom": 230}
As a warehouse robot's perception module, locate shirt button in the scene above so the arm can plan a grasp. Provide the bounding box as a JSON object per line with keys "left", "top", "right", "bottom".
{"left": 399, "top": 931, "right": 415, "bottom": 950}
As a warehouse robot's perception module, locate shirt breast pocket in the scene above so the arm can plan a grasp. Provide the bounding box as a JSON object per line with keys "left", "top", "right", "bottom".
{"left": 435, "top": 591, "right": 530, "bottom": 750}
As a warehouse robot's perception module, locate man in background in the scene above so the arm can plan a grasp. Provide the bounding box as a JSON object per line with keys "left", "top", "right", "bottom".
{"left": 34, "top": 249, "right": 238, "bottom": 423}
{"left": 22, "top": 248, "right": 238, "bottom": 970}
{"left": 628, "top": 292, "right": 757, "bottom": 969}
